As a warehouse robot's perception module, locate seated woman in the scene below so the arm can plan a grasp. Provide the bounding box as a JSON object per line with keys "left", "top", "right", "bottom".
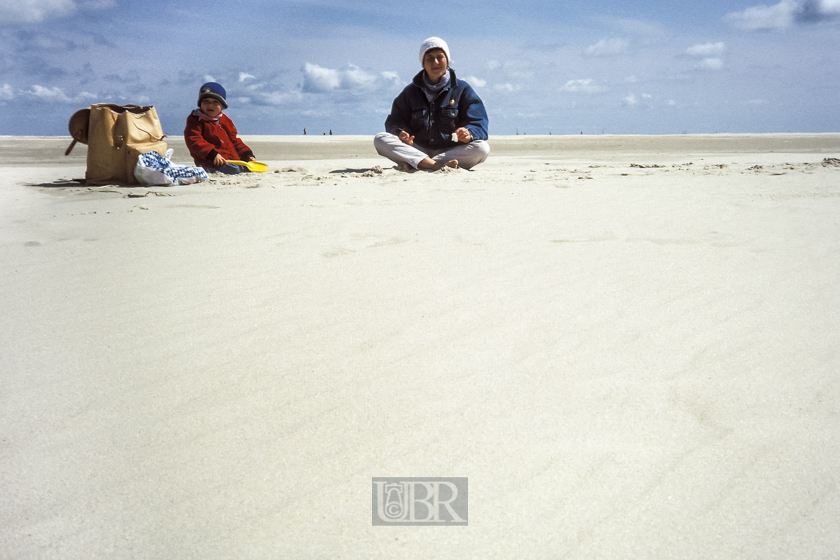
{"left": 374, "top": 37, "right": 490, "bottom": 171}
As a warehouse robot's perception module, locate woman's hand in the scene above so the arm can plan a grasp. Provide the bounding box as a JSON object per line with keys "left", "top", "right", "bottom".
{"left": 455, "top": 127, "right": 472, "bottom": 143}
{"left": 398, "top": 130, "right": 415, "bottom": 146}
{"left": 213, "top": 153, "right": 226, "bottom": 166}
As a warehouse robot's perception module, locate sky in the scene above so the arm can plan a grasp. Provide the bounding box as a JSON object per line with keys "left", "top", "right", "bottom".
{"left": 1, "top": 0, "right": 839, "bottom": 136}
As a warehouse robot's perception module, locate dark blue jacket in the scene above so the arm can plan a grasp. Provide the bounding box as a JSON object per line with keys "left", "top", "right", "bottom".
{"left": 384, "top": 69, "right": 489, "bottom": 150}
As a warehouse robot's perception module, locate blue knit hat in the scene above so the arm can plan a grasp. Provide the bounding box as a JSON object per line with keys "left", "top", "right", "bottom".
{"left": 198, "top": 82, "right": 227, "bottom": 109}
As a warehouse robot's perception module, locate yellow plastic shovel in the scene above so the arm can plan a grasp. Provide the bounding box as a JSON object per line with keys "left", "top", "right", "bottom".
{"left": 227, "top": 160, "right": 269, "bottom": 172}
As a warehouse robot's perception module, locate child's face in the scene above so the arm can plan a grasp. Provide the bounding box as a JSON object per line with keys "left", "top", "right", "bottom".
{"left": 200, "top": 98, "right": 223, "bottom": 118}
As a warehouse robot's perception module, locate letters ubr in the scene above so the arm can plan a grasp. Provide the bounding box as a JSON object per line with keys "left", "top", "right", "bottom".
{"left": 372, "top": 477, "right": 468, "bottom": 526}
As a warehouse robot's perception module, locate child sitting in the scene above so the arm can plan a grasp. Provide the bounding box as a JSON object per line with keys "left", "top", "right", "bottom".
{"left": 184, "top": 82, "right": 256, "bottom": 174}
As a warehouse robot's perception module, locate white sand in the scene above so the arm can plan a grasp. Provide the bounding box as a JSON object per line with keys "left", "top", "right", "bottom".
{"left": 1, "top": 134, "right": 839, "bottom": 558}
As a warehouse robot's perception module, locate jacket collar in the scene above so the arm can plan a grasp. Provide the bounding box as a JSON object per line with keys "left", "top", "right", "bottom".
{"left": 413, "top": 68, "right": 457, "bottom": 89}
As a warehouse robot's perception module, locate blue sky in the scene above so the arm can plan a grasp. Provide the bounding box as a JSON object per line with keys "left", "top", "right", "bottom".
{"left": 1, "top": 0, "right": 838, "bottom": 136}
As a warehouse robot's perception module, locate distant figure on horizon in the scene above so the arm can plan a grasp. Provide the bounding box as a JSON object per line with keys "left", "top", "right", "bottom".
{"left": 304, "top": 128, "right": 307, "bottom": 135}
{"left": 374, "top": 37, "right": 489, "bottom": 171}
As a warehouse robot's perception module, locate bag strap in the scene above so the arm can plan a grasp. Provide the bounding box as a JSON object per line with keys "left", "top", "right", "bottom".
{"left": 64, "top": 138, "right": 79, "bottom": 156}
{"left": 111, "top": 107, "right": 167, "bottom": 149}
{"left": 65, "top": 107, "right": 91, "bottom": 156}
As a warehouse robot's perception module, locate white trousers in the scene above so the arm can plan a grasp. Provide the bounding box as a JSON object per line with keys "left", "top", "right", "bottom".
{"left": 373, "top": 132, "right": 490, "bottom": 170}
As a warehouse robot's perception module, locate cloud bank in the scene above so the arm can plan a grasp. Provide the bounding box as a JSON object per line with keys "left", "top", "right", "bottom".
{"left": 28, "top": 84, "right": 97, "bottom": 103}
{"left": 584, "top": 38, "right": 630, "bottom": 57}
{"left": 302, "top": 63, "right": 401, "bottom": 94}
{"left": 686, "top": 42, "right": 726, "bottom": 57}
{"left": 0, "top": 0, "right": 115, "bottom": 24}
{"left": 686, "top": 42, "right": 725, "bottom": 71}
{"left": 0, "top": 84, "right": 15, "bottom": 100}
{"left": 559, "top": 79, "right": 609, "bottom": 94}
{"left": 727, "top": 0, "right": 840, "bottom": 30}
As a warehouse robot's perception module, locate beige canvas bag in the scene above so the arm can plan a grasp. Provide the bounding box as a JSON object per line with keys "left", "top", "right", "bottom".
{"left": 67, "top": 104, "right": 168, "bottom": 185}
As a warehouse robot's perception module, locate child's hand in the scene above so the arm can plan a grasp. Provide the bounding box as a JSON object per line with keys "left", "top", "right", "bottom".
{"left": 213, "top": 154, "right": 226, "bottom": 166}
{"left": 248, "top": 156, "right": 256, "bottom": 162}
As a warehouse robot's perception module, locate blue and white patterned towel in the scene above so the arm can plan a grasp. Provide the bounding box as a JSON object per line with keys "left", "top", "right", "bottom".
{"left": 136, "top": 150, "right": 209, "bottom": 185}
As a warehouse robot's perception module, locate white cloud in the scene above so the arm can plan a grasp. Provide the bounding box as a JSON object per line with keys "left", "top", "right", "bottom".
{"left": 0, "top": 0, "right": 114, "bottom": 24}
{"left": 302, "top": 63, "right": 397, "bottom": 94}
{"left": 695, "top": 57, "right": 724, "bottom": 70}
{"left": 726, "top": 0, "right": 798, "bottom": 29}
{"left": 118, "top": 94, "right": 149, "bottom": 105}
{"left": 302, "top": 63, "right": 342, "bottom": 92}
{"left": 251, "top": 90, "right": 304, "bottom": 106}
{"left": 342, "top": 65, "right": 378, "bottom": 89}
{"left": 685, "top": 42, "right": 725, "bottom": 71}
{"left": 27, "top": 85, "right": 96, "bottom": 103}
{"left": 560, "top": 79, "right": 608, "bottom": 94}
{"left": 726, "top": 0, "right": 840, "bottom": 30}
{"left": 494, "top": 83, "right": 521, "bottom": 93}
{"left": 620, "top": 92, "right": 654, "bottom": 108}
{"left": 80, "top": 0, "right": 115, "bottom": 8}
{"left": 463, "top": 76, "right": 486, "bottom": 87}
{"left": 487, "top": 60, "right": 501, "bottom": 71}
{"left": 686, "top": 42, "right": 726, "bottom": 57}
{"left": 800, "top": 0, "right": 840, "bottom": 20}
{"left": 585, "top": 38, "right": 630, "bottom": 56}
{"left": 0, "top": 84, "right": 14, "bottom": 100}
{"left": 239, "top": 73, "right": 256, "bottom": 83}
{"left": 0, "top": 0, "right": 75, "bottom": 23}
{"left": 379, "top": 71, "right": 403, "bottom": 89}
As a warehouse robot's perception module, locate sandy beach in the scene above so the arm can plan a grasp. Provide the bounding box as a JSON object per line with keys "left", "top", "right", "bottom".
{"left": 2, "top": 134, "right": 839, "bottom": 559}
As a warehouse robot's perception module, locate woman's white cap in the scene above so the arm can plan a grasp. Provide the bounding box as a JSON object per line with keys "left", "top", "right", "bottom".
{"left": 419, "top": 37, "right": 451, "bottom": 66}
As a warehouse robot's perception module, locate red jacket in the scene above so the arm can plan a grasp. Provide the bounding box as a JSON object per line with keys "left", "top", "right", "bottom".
{"left": 184, "top": 111, "right": 254, "bottom": 167}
